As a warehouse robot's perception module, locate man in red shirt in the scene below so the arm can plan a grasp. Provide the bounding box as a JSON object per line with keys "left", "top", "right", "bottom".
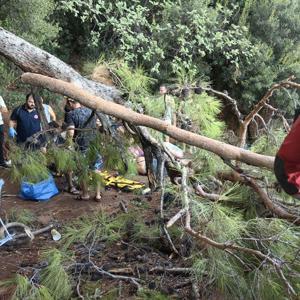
{"left": 274, "top": 114, "right": 300, "bottom": 197}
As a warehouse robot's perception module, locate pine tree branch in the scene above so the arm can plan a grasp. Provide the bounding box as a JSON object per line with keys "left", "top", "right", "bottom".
{"left": 218, "top": 171, "right": 300, "bottom": 225}
{"left": 21, "top": 73, "right": 275, "bottom": 170}
{"left": 238, "top": 76, "right": 300, "bottom": 147}
{"left": 197, "top": 86, "right": 243, "bottom": 123}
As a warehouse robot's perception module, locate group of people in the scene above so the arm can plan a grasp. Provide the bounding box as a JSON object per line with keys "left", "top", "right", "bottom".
{"left": 3, "top": 87, "right": 300, "bottom": 201}
{"left": 0, "top": 93, "right": 103, "bottom": 200}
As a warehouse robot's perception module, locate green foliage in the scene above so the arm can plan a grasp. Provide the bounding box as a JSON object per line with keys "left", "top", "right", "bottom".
{"left": 130, "top": 218, "right": 161, "bottom": 244}
{"left": 136, "top": 289, "right": 170, "bottom": 300}
{"left": 90, "top": 134, "right": 136, "bottom": 176}
{"left": 0, "top": 60, "right": 25, "bottom": 109}
{"left": 233, "top": 0, "right": 300, "bottom": 111}
{"left": 0, "top": 0, "right": 59, "bottom": 49}
{"left": 62, "top": 212, "right": 128, "bottom": 250}
{"left": 209, "top": 250, "right": 250, "bottom": 298}
{"left": 193, "top": 150, "right": 226, "bottom": 178}
{"left": 7, "top": 208, "right": 36, "bottom": 225}
{"left": 139, "top": 95, "right": 166, "bottom": 118}
{"left": 0, "top": 0, "right": 59, "bottom": 108}
{"left": 249, "top": 269, "right": 287, "bottom": 300}
{"left": 184, "top": 93, "right": 225, "bottom": 139}
{"left": 57, "top": 0, "right": 257, "bottom": 81}
{"left": 218, "top": 183, "right": 263, "bottom": 220}
{"left": 0, "top": 275, "right": 54, "bottom": 300}
{"left": 250, "top": 127, "right": 286, "bottom": 156}
{"left": 40, "top": 249, "right": 72, "bottom": 300}
{"left": 190, "top": 194, "right": 300, "bottom": 298}
{"left": 47, "top": 147, "right": 77, "bottom": 174}
{"left": 10, "top": 147, "right": 49, "bottom": 184}
{"left": 192, "top": 200, "right": 246, "bottom": 243}
{"left": 107, "top": 60, "right": 156, "bottom": 100}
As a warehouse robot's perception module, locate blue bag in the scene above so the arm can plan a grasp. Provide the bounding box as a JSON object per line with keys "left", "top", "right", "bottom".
{"left": 20, "top": 176, "right": 59, "bottom": 201}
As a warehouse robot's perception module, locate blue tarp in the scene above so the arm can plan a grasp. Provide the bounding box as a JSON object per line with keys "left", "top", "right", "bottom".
{"left": 20, "top": 176, "right": 59, "bottom": 201}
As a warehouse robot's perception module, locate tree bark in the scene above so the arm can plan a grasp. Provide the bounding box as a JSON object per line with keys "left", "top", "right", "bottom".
{"left": 21, "top": 72, "right": 275, "bottom": 170}
{"left": 0, "top": 26, "right": 275, "bottom": 170}
{"left": 0, "top": 26, "right": 123, "bottom": 143}
{"left": 0, "top": 27, "right": 120, "bottom": 101}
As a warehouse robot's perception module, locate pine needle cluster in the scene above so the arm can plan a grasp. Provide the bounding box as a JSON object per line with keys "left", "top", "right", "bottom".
{"left": 0, "top": 249, "right": 72, "bottom": 300}
{"left": 250, "top": 127, "right": 286, "bottom": 156}
{"left": 62, "top": 212, "right": 129, "bottom": 250}
{"left": 7, "top": 208, "right": 36, "bottom": 225}
{"left": 46, "top": 147, "right": 76, "bottom": 174}
{"left": 184, "top": 93, "right": 225, "bottom": 139}
{"left": 190, "top": 185, "right": 300, "bottom": 298}
{"left": 10, "top": 146, "right": 49, "bottom": 184}
{"left": 5, "top": 275, "right": 54, "bottom": 300}
{"left": 40, "top": 249, "right": 72, "bottom": 300}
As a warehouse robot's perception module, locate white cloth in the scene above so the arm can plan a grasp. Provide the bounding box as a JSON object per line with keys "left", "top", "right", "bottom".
{"left": 0, "top": 96, "right": 7, "bottom": 126}
{"left": 43, "top": 104, "right": 51, "bottom": 123}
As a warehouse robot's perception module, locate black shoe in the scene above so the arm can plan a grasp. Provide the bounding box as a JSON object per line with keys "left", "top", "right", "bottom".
{"left": 0, "top": 162, "right": 11, "bottom": 169}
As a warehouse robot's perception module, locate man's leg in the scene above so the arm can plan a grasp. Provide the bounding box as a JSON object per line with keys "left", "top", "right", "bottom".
{"left": 0, "top": 125, "right": 6, "bottom": 165}
{"left": 94, "top": 171, "right": 102, "bottom": 202}
{"left": 81, "top": 181, "right": 90, "bottom": 200}
{"left": 66, "top": 172, "right": 80, "bottom": 195}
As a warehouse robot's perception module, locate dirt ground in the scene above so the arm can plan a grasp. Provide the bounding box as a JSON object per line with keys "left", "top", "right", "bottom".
{"left": 0, "top": 166, "right": 225, "bottom": 300}
{"left": 0, "top": 168, "right": 192, "bottom": 299}
{"left": 0, "top": 168, "right": 149, "bottom": 279}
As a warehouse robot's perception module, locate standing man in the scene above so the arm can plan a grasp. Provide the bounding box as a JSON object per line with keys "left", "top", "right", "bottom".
{"left": 65, "top": 98, "right": 102, "bottom": 201}
{"left": 0, "top": 95, "right": 9, "bottom": 168}
{"left": 9, "top": 93, "right": 41, "bottom": 145}
{"left": 159, "top": 85, "right": 176, "bottom": 142}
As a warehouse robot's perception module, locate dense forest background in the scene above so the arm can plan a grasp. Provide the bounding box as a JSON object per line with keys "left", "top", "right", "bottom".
{"left": 1, "top": 1, "right": 300, "bottom": 299}
{"left": 1, "top": 0, "right": 300, "bottom": 113}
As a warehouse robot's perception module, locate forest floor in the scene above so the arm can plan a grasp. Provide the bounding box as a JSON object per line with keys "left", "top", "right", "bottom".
{"left": 0, "top": 168, "right": 213, "bottom": 299}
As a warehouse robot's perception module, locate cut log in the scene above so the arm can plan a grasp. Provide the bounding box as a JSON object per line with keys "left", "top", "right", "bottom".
{"left": 21, "top": 73, "right": 275, "bottom": 169}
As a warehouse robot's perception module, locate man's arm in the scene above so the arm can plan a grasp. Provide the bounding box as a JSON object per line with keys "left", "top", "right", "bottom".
{"left": 66, "top": 125, "right": 75, "bottom": 138}
{"left": 48, "top": 105, "right": 56, "bottom": 121}
{"left": 0, "top": 96, "right": 7, "bottom": 113}
{"left": 9, "top": 120, "right": 17, "bottom": 128}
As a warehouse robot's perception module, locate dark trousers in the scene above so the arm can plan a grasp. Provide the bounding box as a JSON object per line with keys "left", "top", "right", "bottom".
{"left": 0, "top": 125, "right": 4, "bottom": 164}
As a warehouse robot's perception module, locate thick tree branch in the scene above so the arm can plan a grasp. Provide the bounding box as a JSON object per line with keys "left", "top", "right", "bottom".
{"left": 238, "top": 76, "right": 300, "bottom": 147}
{"left": 0, "top": 27, "right": 120, "bottom": 101}
{"left": 199, "top": 87, "right": 243, "bottom": 123}
{"left": 21, "top": 73, "right": 275, "bottom": 169}
{"left": 218, "top": 171, "right": 300, "bottom": 224}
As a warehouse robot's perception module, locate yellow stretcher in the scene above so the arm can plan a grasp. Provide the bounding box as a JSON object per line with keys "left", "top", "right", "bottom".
{"left": 99, "top": 171, "right": 145, "bottom": 191}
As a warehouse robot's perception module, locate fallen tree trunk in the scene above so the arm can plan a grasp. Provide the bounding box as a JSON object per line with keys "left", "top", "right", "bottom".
{"left": 22, "top": 72, "right": 275, "bottom": 169}
{"left": 0, "top": 27, "right": 171, "bottom": 188}
{"left": 0, "top": 27, "right": 120, "bottom": 101}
